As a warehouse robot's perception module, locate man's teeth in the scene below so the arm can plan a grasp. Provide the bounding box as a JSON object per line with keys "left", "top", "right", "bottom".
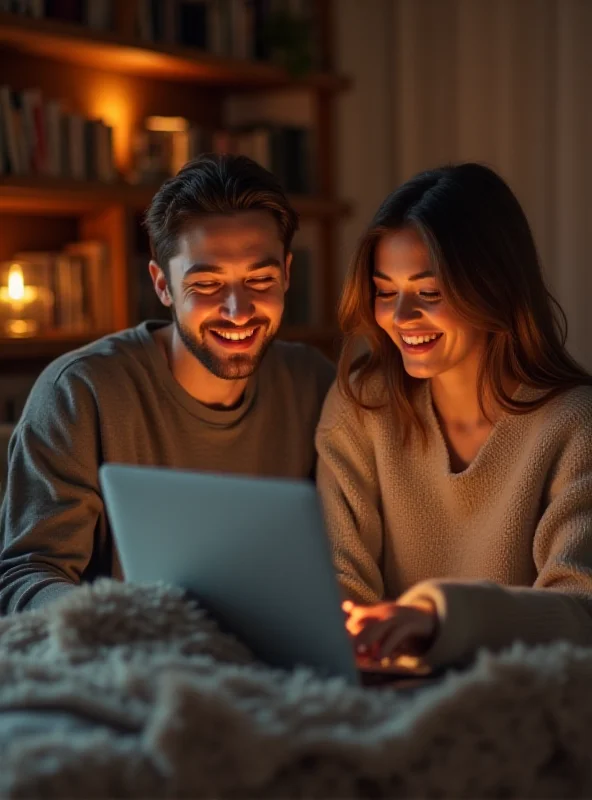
{"left": 214, "top": 328, "right": 256, "bottom": 341}
{"left": 401, "top": 333, "right": 441, "bottom": 345}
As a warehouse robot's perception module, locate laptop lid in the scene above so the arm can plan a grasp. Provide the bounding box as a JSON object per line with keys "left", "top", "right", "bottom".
{"left": 99, "top": 464, "right": 359, "bottom": 686}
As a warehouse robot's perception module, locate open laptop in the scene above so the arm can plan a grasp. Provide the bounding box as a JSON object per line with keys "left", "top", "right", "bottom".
{"left": 99, "top": 464, "right": 432, "bottom": 687}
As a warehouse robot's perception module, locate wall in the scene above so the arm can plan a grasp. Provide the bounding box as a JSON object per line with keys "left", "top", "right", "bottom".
{"left": 333, "top": 0, "right": 393, "bottom": 281}
{"left": 391, "top": 0, "right": 592, "bottom": 369}
{"left": 335, "top": 0, "right": 592, "bottom": 369}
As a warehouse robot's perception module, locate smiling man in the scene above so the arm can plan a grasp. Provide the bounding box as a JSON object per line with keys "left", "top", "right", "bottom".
{"left": 0, "top": 154, "right": 335, "bottom": 613}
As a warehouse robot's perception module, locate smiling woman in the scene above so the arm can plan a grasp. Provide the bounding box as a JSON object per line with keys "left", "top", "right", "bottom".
{"left": 316, "top": 162, "right": 592, "bottom": 677}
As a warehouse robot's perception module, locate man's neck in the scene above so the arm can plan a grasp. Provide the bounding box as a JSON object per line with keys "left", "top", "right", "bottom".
{"left": 154, "top": 324, "right": 248, "bottom": 409}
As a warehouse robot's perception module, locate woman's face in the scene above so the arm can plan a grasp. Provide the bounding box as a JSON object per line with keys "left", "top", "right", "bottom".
{"left": 373, "top": 228, "right": 487, "bottom": 382}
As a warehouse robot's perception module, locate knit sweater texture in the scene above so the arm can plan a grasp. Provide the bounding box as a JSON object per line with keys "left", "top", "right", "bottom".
{"left": 0, "top": 321, "right": 335, "bottom": 613}
{"left": 316, "top": 376, "right": 592, "bottom": 670}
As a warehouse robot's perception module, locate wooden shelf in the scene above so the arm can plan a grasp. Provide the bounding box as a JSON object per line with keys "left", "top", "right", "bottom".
{"left": 0, "top": 329, "right": 110, "bottom": 361}
{"left": 0, "top": 177, "right": 352, "bottom": 219}
{"left": 0, "top": 326, "right": 341, "bottom": 362}
{"left": 0, "top": 11, "right": 350, "bottom": 92}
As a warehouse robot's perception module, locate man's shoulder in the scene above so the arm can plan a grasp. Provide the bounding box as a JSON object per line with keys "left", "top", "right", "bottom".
{"left": 264, "top": 339, "right": 336, "bottom": 390}
{"left": 36, "top": 324, "right": 155, "bottom": 393}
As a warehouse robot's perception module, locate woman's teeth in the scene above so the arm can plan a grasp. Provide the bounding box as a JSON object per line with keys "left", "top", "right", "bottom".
{"left": 213, "top": 328, "right": 256, "bottom": 341}
{"left": 401, "top": 333, "right": 442, "bottom": 345}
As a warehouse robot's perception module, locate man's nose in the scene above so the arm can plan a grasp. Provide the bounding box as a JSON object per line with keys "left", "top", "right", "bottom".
{"left": 219, "top": 288, "right": 255, "bottom": 324}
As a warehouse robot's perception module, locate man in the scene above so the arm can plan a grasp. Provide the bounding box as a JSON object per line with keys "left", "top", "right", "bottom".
{"left": 0, "top": 154, "right": 335, "bottom": 613}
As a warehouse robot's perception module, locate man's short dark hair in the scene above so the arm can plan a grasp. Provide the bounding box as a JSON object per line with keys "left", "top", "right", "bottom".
{"left": 144, "top": 153, "right": 299, "bottom": 276}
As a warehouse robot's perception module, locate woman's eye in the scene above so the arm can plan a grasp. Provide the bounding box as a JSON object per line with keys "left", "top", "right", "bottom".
{"left": 248, "top": 277, "right": 274, "bottom": 289}
{"left": 375, "top": 289, "right": 396, "bottom": 299}
{"left": 420, "top": 291, "right": 442, "bottom": 301}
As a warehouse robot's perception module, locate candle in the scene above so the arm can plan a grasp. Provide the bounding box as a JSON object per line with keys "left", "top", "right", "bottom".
{"left": 0, "top": 262, "right": 54, "bottom": 337}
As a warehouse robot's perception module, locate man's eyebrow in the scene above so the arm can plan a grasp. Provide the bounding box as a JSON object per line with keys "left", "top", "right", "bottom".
{"left": 373, "top": 269, "right": 434, "bottom": 282}
{"left": 183, "top": 263, "right": 223, "bottom": 277}
{"left": 183, "top": 258, "right": 283, "bottom": 278}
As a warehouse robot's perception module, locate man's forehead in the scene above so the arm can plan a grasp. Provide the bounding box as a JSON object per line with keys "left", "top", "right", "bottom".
{"left": 182, "top": 211, "right": 280, "bottom": 241}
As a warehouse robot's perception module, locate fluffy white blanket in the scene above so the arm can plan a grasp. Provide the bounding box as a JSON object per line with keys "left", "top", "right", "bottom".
{"left": 0, "top": 579, "right": 591, "bottom": 798}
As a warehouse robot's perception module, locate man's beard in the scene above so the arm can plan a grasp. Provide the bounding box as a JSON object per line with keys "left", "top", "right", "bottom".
{"left": 171, "top": 308, "right": 276, "bottom": 379}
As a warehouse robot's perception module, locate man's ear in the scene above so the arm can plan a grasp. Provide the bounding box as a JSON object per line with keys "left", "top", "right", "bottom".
{"left": 149, "top": 260, "right": 173, "bottom": 307}
{"left": 283, "top": 252, "right": 292, "bottom": 291}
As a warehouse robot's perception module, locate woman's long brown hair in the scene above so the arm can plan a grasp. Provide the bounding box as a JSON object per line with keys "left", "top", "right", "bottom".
{"left": 338, "top": 163, "right": 592, "bottom": 442}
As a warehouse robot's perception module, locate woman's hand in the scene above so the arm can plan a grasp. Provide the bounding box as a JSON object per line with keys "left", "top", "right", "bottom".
{"left": 342, "top": 598, "right": 439, "bottom": 664}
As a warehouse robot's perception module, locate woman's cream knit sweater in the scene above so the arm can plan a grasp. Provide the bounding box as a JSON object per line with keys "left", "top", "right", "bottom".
{"left": 316, "top": 378, "right": 592, "bottom": 669}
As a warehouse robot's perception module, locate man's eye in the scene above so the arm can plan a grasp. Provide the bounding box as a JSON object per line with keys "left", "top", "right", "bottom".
{"left": 190, "top": 282, "right": 220, "bottom": 292}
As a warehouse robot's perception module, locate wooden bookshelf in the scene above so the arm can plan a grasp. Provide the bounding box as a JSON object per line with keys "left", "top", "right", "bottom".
{"left": 0, "top": 176, "right": 352, "bottom": 219}
{"left": 0, "top": 330, "right": 110, "bottom": 361}
{"left": 0, "top": 326, "right": 342, "bottom": 364}
{"left": 0, "top": 1, "right": 350, "bottom": 371}
{"left": 0, "top": 10, "right": 350, "bottom": 91}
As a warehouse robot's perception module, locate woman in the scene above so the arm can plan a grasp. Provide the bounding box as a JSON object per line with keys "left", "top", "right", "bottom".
{"left": 316, "top": 162, "right": 592, "bottom": 673}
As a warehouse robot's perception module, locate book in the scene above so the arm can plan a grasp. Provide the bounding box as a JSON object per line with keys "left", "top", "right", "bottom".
{"left": 64, "top": 240, "right": 112, "bottom": 331}
{"left": 0, "top": 86, "right": 24, "bottom": 175}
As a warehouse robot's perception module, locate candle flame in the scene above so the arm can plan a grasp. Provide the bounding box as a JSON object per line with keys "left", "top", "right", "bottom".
{"left": 7, "top": 265, "right": 25, "bottom": 302}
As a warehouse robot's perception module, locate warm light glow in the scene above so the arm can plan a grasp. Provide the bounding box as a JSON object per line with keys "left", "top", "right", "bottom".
{"left": 146, "top": 116, "right": 189, "bottom": 132}
{"left": 0, "top": 261, "right": 54, "bottom": 336}
{"left": 86, "top": 77, "right": 133, "bottom": 172}
{"left": 7, "top": 264, "right": 25, "bottom": 301}
{"left": 0, "top": 262, "right": 48, "bottom": 337}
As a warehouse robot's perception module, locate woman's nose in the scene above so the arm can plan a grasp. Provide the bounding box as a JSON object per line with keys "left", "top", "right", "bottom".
{"left": 393, "top": 293, "right": 421, "bottom": 325}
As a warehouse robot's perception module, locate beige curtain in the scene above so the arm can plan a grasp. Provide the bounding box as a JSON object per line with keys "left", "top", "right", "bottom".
{"left": 391, "top": 0, "right": 592, "bottom": 368}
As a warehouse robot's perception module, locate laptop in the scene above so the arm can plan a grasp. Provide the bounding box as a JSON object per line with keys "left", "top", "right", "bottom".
{"left": 99, "top": 464, "right": 431, "bottom": 687}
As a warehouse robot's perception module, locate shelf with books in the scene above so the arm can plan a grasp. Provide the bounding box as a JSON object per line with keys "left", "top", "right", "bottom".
{"left": 0, "top": 1, "right": 349, "bottom": 367}
{"left": 0, "top": 176, "right": 352, "bottom": 219}
{"left": 0, "top": 10, "right": 350, "bottom": 92}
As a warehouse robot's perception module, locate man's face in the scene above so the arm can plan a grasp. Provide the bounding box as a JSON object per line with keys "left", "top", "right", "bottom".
{"left": 150, "top": 211, "right": 291, "bottom": 380}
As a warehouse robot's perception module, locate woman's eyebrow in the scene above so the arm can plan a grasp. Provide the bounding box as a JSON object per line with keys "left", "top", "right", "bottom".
{"left": 373, "top": 269, "right": 434, "bottom": 281}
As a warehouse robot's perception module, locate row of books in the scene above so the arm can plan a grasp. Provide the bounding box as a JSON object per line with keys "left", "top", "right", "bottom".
{"left": 11, "top": 241, "right": 112, "bottom": 332}
{"left": 2, "top": 0, "right": 317, "bottom": 66}
{"left": 0, "top": 0, "right": 112, "bottom": 28}
{"left": 0, "top": 85, "right": 117, "bottom": 180}
{"left": 132, "top": 118, "right": 314, "bottom": 193}
{"left": 137, "top": 0, "right": 316, "bottom": 64}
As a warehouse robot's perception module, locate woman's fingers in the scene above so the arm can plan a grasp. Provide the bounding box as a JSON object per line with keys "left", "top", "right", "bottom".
{"left": 343, "top": 601, "right": 396, "bottom": 636}
{"left": 354, "top": 617, "right": 395, "bottom": 655}
{"left": 377, "top": 607, "right": 437, "bottom": 658}
{"left": 346, "top": 604, "right": 438, "bottom": 661}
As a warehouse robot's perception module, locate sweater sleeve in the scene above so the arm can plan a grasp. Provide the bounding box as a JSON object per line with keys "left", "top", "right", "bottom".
{"left": 315, "top": 381, "right": 384, "bottom": 604}
{"left": 398, "top": 400, "right": 592, "bottom": 669}
{"left": 0, "top": 366, "right": 103, "bottom": 613}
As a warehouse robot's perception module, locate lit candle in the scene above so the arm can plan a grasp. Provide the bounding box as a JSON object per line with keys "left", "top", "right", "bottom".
{"left": 0, "top": 262, "right": 54, "bottom": 337}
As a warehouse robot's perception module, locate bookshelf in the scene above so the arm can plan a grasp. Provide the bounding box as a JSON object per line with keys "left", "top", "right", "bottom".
{"left": 0, "top": 1, "right": 350, "bottom": 372}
